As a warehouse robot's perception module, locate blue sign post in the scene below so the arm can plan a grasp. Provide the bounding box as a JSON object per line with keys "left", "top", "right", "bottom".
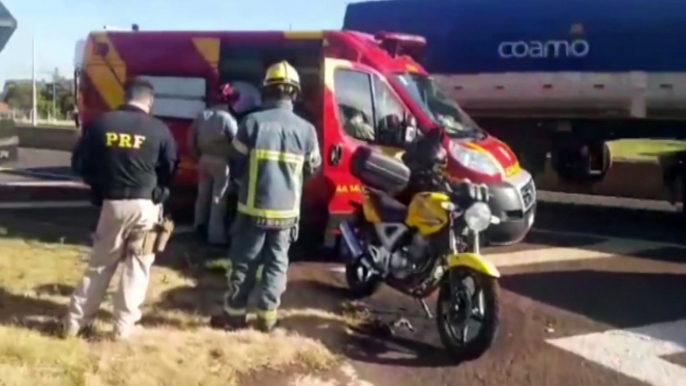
{"left": 0, "top": 0, "right": 16, "bottom": 56}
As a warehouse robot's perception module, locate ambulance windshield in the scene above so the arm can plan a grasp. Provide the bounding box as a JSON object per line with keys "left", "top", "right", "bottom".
{"left": 393, "top": 73, "right": 483, "bottom": 138}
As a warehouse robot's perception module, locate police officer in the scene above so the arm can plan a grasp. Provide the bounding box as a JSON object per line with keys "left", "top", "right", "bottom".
{"left": 210, "top": 61, "right": 321, "bottom": 332}
{"left": 188, "top": 83, "right": 239, "bottom": 245}
{"left": 64, "top": 78, "right": 179, "bottom": 340}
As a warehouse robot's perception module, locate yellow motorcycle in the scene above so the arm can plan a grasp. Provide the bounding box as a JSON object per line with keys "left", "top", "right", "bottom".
{"left": 338, "top": 129, "right": 501, "bottom": 362}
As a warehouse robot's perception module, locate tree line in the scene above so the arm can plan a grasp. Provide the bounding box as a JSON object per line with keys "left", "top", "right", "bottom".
{"left": 1, "top": 77, "right": 76, "bottom": 121}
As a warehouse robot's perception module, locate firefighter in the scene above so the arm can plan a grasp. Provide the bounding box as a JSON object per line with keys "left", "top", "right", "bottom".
{"left": 188, "top": 83, "right": 239, "bottom": 245}
{"left": 210, "top": 61, "right": 322, "bottom": 332}
{"left": 64, "top": 78, "right": 178, "bottom": 340}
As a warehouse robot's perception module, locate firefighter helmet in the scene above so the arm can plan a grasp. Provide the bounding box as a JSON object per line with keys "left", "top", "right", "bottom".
{"left": 263, "top": 61, "right": 301, "bottom": 91}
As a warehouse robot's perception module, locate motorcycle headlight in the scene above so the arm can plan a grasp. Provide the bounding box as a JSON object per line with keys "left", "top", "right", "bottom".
{"left": 450, "top": 142, "right": 501, "bottom": 176}
{"left": 464, "top": 202, "right": 492, "bottom": 232}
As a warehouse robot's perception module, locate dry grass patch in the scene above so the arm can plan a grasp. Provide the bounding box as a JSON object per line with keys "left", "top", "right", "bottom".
{"left": 0, "top": 234, "right": 343, "bottom": 386}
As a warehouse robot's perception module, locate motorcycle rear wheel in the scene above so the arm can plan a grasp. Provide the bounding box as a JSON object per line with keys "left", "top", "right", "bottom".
{"left": 436, "top": 267, "right": 500, "bottom": 362}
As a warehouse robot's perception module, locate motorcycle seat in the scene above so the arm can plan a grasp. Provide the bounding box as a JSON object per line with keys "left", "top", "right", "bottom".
{"left": 366, "top": 188, "right": 408, "bottom": 223}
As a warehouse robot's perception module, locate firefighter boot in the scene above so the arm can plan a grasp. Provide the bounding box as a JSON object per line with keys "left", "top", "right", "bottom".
{"left": 210, "top": 312, "right": 247, "bottom": 331}
{"left": 255, "top": 309, "right": 278, "bottom": 333}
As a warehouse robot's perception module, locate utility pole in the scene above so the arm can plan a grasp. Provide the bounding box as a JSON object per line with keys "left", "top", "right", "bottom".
{"left": 31, "top": 35, "right": 36, "bottom": 126}
{"left": 51, "top": 67, "right": 57, "bottom": 121}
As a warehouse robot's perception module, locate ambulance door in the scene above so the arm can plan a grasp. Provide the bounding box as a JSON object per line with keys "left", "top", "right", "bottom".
{"left": 313, "top": 57, "right": 412, "bottom": 247}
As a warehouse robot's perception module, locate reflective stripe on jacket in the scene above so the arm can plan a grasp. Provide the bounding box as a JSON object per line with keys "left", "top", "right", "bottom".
{"left": 231, "top": 100, "right": 321, "bottom": 228}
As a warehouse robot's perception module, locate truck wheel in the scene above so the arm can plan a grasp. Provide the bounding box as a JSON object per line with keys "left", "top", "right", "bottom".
{"left": 517, "top": 148, "right": 547, "bottom": 180}
{"left": 551, "top": 141, "right": 611, "bottom": 184}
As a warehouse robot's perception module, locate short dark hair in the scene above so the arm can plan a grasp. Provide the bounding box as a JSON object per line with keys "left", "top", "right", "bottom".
{"left": 124, "top": 78, "right": 154, "bottom": 102}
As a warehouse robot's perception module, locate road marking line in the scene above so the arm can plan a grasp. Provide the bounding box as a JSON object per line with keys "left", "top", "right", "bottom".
{"left": 0, "top": 180, "right": 87, "bottom": 187}
{"left": 548, "top": 319, "right": 686, "bottom": 386}
{"left": 531, "top": 228, "right": 686, "bottom": 250}
{"left": 0, "top": 201, "right": 93, "bottom": 209}
{"left": 485, "top": 238, "right": 664, "bottom": 267}
{"left": 329, "top": 237, "right": 675, "bottom": 273}
{"left": 0, "top": 167, "right": 80, "bottom": 181}
{"left": 289, "top": 364, "right": 375, "bottom": 386}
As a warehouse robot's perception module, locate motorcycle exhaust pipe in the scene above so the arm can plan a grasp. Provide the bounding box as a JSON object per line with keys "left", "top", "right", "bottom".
{"left": 338, "top": 221, "right": 363, "bottom": 259}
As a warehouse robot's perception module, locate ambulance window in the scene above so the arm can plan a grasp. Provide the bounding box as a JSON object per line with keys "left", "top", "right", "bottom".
{"left": 333, "top": 69, "right": 375, "bottom": 142}
{"left": 372, "top": 75, "right": 406, "bottom": 141}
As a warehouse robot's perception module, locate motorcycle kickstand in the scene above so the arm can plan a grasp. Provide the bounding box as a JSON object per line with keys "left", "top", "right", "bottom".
{"left": 417, "top": 298, "right": 433, "bottom": 319}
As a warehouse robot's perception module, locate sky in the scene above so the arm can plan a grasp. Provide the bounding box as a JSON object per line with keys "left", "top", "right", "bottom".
{"left": 0, "top": 0, "right": 362, "bottom": 84}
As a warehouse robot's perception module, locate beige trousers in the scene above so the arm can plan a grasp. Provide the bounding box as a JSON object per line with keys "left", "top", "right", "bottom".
{"left": 193, "top": 154, "right": 230, "bottom": 244}
{"left": 67, "top": 199, "right": 160, "bottom": 335}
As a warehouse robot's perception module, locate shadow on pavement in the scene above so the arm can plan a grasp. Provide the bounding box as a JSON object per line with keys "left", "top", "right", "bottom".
{"left": 534, "top": 200, "right": 686, "bottom": 247}
{"left": 0, "top": 207, "right": 97, "bottom": 246}
{"left": 152, "top": 250, "right": 458, "bottom": 369}
{"left": 0, "top": 185, "right": 89, "bottom": 201}
{"left": 501, "top": 269, "right": 686, "bottom": 329}
{"left": 0, "top": 166, "right": 77, "bottom": 180}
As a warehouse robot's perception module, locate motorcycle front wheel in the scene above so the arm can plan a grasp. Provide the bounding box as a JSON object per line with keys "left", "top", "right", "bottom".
{"left": 345, "top": 259, "right": 383, "bottom": 299}
{"left": 436, "top": 267, "right": 500, "bottom": 362}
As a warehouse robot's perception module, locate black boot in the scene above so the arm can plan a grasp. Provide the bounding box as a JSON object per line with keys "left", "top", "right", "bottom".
{"left": 210, "top": 312, "right": 247, "bottom": 331}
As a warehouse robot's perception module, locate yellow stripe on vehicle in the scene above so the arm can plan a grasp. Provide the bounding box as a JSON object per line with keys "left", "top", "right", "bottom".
{"left": 323, "top": 58, "right": 353, "bottom": 91}
{"left": 192, "top": 37, "right": 220, "bottom": 70}
{"left": 284, "top": 31, "right": 324, "bottom": 40}
{"left": 84, "top": 32, "right": 126, "bottom": 109}
{"left": 504, "top": 162, "right": 521, "bottom": 177}
{"left": 406, "top": 64, "right": 419, "bottom": 72}
{"left": 464, "top": 142, "right": 506, "bottom": 178}
{"left": 377, "top": 145, "right": 405, "bottom": 160}
{"left": 491, "top": 138, "right": 521, "bottom": 177}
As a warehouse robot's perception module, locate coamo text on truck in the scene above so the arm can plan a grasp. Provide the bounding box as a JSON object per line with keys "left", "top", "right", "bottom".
{"left": 498, "top": 39, "right": 590, "bottom": 59}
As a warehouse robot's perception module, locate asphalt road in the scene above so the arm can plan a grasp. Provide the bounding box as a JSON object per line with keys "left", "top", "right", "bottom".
{"left": 1, "top": 148, "right": 685, "bottom": 386}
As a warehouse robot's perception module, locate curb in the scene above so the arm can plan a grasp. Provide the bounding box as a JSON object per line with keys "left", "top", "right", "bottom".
{"left": 14, "top": 123, "right": 79, "bottom": 152}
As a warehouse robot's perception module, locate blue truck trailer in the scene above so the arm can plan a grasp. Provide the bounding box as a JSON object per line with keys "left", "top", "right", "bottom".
{"left": 344, "top": 0, "right": 686, "bottom": 210}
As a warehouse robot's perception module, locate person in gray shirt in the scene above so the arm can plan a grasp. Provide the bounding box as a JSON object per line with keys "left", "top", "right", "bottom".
{"left": 187, "top": 83, "right": 239, "bottom": 245}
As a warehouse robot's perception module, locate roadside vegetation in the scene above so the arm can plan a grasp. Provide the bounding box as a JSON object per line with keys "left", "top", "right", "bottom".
{"left": 0, "top": 222, "right": 373, "bottom": 386}
{"left": 609, "top": 139, "right": 686, "bottom": 161}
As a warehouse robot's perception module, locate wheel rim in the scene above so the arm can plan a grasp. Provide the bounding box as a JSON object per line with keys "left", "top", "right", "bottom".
{"left": 354, "top": 263, "right": 375, "bottom": 284}
{"left": 441, "top": 273, "right": 486, "bottom": 345}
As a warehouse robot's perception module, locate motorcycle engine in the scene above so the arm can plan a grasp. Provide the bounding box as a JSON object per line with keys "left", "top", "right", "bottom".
{"left": 389, "top": 233, "right": 432, "bottom": 279}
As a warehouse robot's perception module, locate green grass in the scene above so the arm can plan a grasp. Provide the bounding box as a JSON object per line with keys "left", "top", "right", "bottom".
{"left": 609, "top": 139, "right": 686, "bottom": 161}
{"left": 0, "top": 230, "right": 339, "bottom": 386}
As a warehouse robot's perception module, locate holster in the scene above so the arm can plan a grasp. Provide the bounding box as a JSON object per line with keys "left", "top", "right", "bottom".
{"left": 125, "top": 215, "right": 175, "bottom": 256}
{"left": 152, "top": 215, "right": 175, "bottom": 253}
